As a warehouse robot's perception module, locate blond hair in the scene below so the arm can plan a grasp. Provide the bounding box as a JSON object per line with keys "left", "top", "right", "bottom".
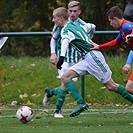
{"left": 68, "top": 1, "right": 80, "bottom": 9}
{"left": 54, "top": 7, "right": 69, "bottom": 20}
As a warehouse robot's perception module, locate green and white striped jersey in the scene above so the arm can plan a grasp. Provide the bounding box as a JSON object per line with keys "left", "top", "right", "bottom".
{"left": 52, "top": 25, "right": 81, "bottom": 63}
{"left": 60, "top": 22, "right": 93, "bottom": 57}
{"left": 51, "top": 18, "right": 95, "bottom": 63}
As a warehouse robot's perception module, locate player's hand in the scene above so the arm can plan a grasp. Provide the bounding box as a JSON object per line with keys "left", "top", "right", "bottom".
{"left": 57, "top": 56, "right": 64, "bottom": 70}
{"left": 122, "top": 64, "right": 131, "bottom": 74}
{"left": 50, "top": 53, "right": 57, "bottom": 65}
{"left": 125, "top": 34, "right": 133, "bottom": 43}
{"left": 89, "top": 40, "right": 100, "bottom": 50}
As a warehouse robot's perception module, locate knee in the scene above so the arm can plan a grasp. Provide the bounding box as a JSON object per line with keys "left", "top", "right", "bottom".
{"left": 61, "top": 70, "right": 74, "bottom": 83}
{"left": 126, "top": 84, "right": 130, "bottom": 91}
{"left": 126, "top": 84, "right": 133, "bottom": 94}
{"left": 61, "top": 74, "right": 69, "bottom": 84}
{"left": 61, "top": 75, "right": 66, "bottom": 83}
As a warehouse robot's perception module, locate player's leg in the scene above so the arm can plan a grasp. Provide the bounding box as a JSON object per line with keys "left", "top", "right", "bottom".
{"left": 61, "top": 62, "right": 89, "bottom": 117}
{"left": 90, "top": 50, "right": 133, "bottom": 103}
{"left": 43, "top": 62, "right": 69, "bottom": 107}
{"left": 126, "top": 71, "right": 133, "bottom": 94}
{"left": 62, "top": 70, "right": 83, "bottom": 103}
{"left": 64, "top": 80, "right": 88, "bottom": 117}
{"left": 43, "top": 85, "right": 66, "bottom": 117}
{"left": 43, "top": 86, "right": 60, "bottom": 107}
{"left": 54, "top": 86, "right": 66, "bottom": 118}
{"left": 104, "top": 78, "right": 133, "bottom": 103}
{"left": 43, "top": 62, "right": 67, "bottom": 107}
{"left": 126, "top": 80, "right": 133, "bottom": 94}
{"left": 62, "top": 62, "right": 78, "bottom": 82}
{"left": 53, "top": 62, "right": 78, "bottom": 117}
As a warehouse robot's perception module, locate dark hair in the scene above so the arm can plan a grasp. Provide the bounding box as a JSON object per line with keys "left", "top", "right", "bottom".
{"left": 106, "top": 6, "right": 123, "bottom": 19}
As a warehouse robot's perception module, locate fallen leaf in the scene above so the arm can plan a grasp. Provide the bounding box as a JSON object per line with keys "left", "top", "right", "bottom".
{"left": 19, "top": 93, "right": 28, "bottom": 99}
{"left": 39, "top": 109, "right": 48, "bottom": 114}
{"left": 32, "top": 93, "right": 41, "bottom": 97}
{"left": 24, "top": 100, "right": 35, "bottom": 106}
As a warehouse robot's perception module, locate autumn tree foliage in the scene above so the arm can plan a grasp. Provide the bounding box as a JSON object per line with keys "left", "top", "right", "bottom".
{"left": 0, "top": 0, "right": 129, "bottom": 56}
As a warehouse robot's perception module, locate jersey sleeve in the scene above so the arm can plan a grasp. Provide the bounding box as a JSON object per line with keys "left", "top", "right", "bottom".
{"left": 50, "top": 37, "right": 56, "bottom": 54}
{"left": 60, "top": 27, "right": 70, "bottom": 57}
{"left": 77, "top": 18, "right": 96, "bottom": 38}
{"left": 60, "top": 39, "right": 69, "bottom": 57}
{"left": 52, "top": 25, "right": 60, "bottom": 39}
{"left": 126, "top": 50, "right": 133, "bottom": 65}
{"left": 86, "top": 23, "right": 96, "bottom": 39}
{"left": 99, "top": 38, "right": 121, "bottom": 49}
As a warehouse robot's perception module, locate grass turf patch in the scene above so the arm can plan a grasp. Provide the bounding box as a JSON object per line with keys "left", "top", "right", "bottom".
{"left": 0, "top": 105, "right": 133, "bottom": 133}
{"left": 0, "top": 55, "right": 132, "bottom": 105}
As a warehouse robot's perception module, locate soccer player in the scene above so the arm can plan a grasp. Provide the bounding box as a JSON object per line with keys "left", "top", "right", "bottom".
{"left": 53, "top": 7, "right": 133, "bottom": 117}
{"left": 49, "top": 1, "right": 95, "bottom": 79}
{"left": 122, "top": 50, "right": 133, "bottom": 94}
{"left": 89, "top": 6, "right": 133, "bottom": 95}
{"left": 43, "top": 1, "right": 96, "bottom": 118}
{"left": 122, "top": 1, "right": 133, "bottom": 94}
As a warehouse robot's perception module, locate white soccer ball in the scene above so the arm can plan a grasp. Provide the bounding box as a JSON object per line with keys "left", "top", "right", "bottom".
{"left": 16, "top": 106, "right": 34, "bottom": 123}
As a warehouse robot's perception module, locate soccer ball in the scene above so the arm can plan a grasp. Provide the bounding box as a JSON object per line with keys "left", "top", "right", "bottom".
{"left": 16, "top": 106, "right": 34, "bottom": 123}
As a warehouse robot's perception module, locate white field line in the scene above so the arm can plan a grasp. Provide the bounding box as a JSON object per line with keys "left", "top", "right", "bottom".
{"left": 1, "top": 108, "right": 133, "bottom": 111}
{"left": 0, "top": 108, "right": 132, "bottom": 118}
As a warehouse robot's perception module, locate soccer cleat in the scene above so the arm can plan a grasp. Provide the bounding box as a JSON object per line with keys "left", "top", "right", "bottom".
{"left": 43, "top": 87, "right": 51, "bottom": 107}
{"left": 54, "top": 111, "right": 64, "bottom": 118}
{"left": 69, "top": 103, "right": 88, "bottom": 117}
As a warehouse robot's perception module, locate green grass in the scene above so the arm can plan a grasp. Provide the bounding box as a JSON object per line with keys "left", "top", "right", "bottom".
{"left": 0, "top": 55, "right": 133, "bottom": 133}
{"left": 0, "top": 56, "right": 60, "bottom": 105}
{"left": 0, "top": 55, "right": 132, "bottom": 105}
{"left": 0, "top": 105, "right": 133, "bottom": 133}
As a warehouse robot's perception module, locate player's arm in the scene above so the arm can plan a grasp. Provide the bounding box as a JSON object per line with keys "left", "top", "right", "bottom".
{"left": 50, "top": 24, "right": 61, "bottom": 64}
{"left": 50, "top": 37, "right": 57, "bottom": 65}
{"left": 90, "top": 38, "right": 121, "bottom": 50}
{"left": 122, "top": 50, "right": 133, "bottom": 74}
{"left": 57, "top": 38, "right": 69, "bottom": 69}
{"left": 99, "top": 38, "right": 121, "bottom": 49}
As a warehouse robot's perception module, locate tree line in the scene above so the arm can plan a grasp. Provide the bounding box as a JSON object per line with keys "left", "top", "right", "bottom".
{"left": 0, "top": 0, "right": 129, "bottom": 56}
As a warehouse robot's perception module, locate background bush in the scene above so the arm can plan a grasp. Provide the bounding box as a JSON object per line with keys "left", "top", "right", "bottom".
{"left": 0, "top": 0, "right": 130, "bottom": 56}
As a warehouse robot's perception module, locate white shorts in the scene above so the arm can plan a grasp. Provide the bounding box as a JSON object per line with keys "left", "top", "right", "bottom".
{"left": 59, "top": 62, "right": 78, "bottom": 82}
{"left": 69, "top": 50, "right": 112, "bottom": 84}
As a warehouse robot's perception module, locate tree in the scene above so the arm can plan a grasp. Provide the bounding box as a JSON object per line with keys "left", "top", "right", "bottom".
{"left": 0, "top": 0, "right": 129, "bottom": 56}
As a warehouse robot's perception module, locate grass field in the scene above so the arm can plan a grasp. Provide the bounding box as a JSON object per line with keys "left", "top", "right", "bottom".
{"left": 0, "top": 55, "right": 133, "bottom": 132}
{"left": 0, "top": 105, "right": 133, "bottom": 133}
{"left": 0, "top": 55, "right": 132, "bottom": 105}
